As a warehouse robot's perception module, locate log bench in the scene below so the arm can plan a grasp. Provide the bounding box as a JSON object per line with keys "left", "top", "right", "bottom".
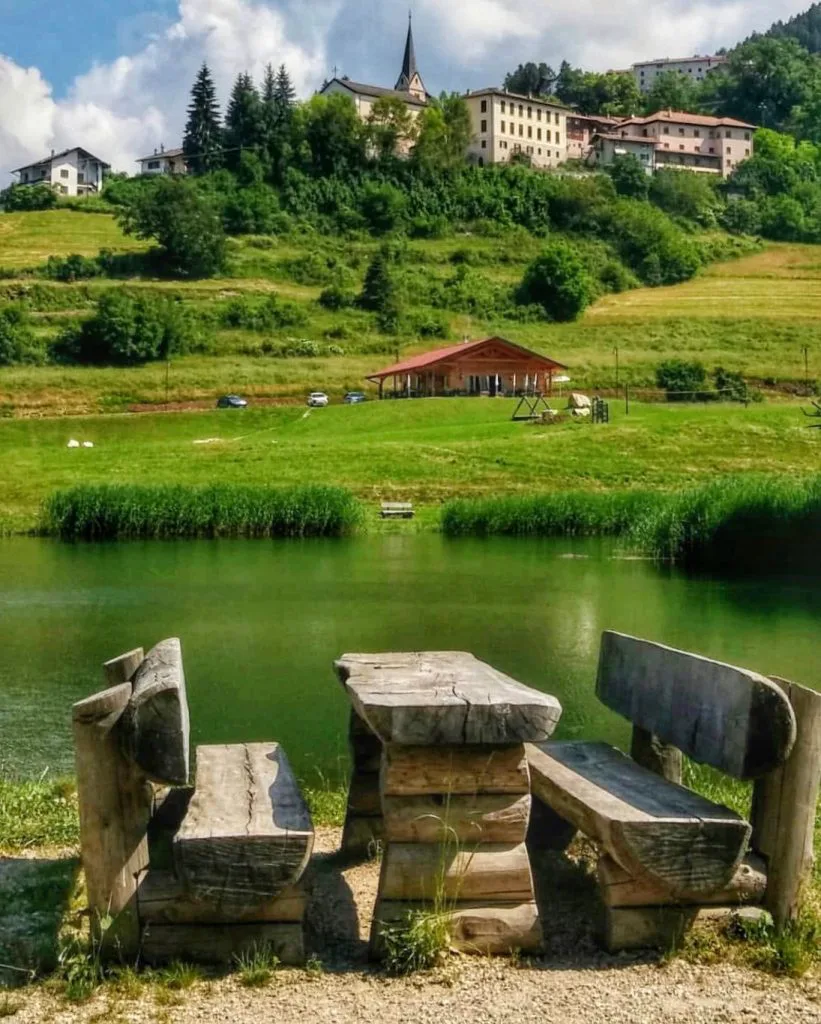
{"left": 72, "top": 639, "right": 314, "bottom": 964}
{"left": 526, "top": 631, "right": 821, "bottom": 951}
{"left": 380, "top": 502, "right": 414, "bottom": 519}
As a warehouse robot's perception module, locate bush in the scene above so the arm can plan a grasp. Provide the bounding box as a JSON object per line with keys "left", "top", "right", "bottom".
{"left": 655, "top": 358, "right": 709, "bottom": 401}
{"left": 607, "top": 155, "right": 649, "bottom": 199}
{"left": 53, "top": 291, "right": 200, "bottom": 365}
{"left": 649, "top": 170, "right": 721, "bottom": 227}
{"left": 116, "top": 177, "right": 227, "bottom": 278}
{"left": 516, "top": 240, "right": 594, "bottom": 321}
{"left": 598, "top": 259, "right": 639, "bottom": 293}
{"left": 40, "top": 254, "right": 102, "bottom": 282}
{"left": 0, "top": 183, "right": 58, "bottom": 212}
{"left": 219, "top": 294, "right": 307, "bottom": 331}
{"left": 721, "top": 199, "right": 763, "bottom": 236}
{"left": 359, "top": 182, "right": 407, "bottom": 235}
{"left": 407, "top": 311, "right": 449, "bottom": 338}
{"left": 714, "top": 366, "right": 748, "bottom": 402}
{"left": 318, "top": 285, "right": 355, "bottom": 310}
{"left": 602, "top": 200, "right": 702, "bottom": 286}
{"left": 0, "top": 305, "right": 44, "bottom": 365}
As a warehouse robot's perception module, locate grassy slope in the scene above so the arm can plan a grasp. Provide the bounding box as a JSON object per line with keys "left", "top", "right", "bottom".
{"left": 0, "top": 398, "right": 816, "bottom": 532}
{"left": 1, "top": 212, "right": 820, "bottom": 417}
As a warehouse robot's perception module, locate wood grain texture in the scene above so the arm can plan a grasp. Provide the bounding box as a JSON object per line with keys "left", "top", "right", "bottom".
{"left": 381, "top": 744, "right": 530, "bottom": 797}
{"left": 597, "top": 854, "right": 767, "bottom": 908}
{"left": 173, "top": 743, "right": 314, "bottom": 911}
{"left": 382, "top": 794, "right": 531, "bottom": 844}
{"left": 140, "top": 922, "right": 304, "bottom": 965}
{"left": 604, "top": 905, "right": 770, "bottom": 953}
{"left": 336, "top": 651, "right": 562, "bottom": 746}
{"left": 630, "top": 726, "right": 682, "bottom": 784}
{"left": 751, "top": 678, "right": 821, "bottom": 929}
{"left": 372, "top": 900, "right": 542, "bottom": 955}
{"left": 137, "top": 870, "right": 307, "bottom": 924}
{"left": 340, "top": 814, "right": 383, "bottom": 859}
{"left": 527, "top": 741, "right": 750, "bottom": 893}
{"left": 103, "top": 648, "right": 144, "bottom": 687}
{"left": 117, "top": 638, "right": 190, "bottom": 786}
{"left": 597, "top": 631, "right": 796, "bottom": 779}
{"left": 379, "top": 841, "right": 535, "bottom": 902}
{"left": 72, "top": 683, "right": 152, "bottom": 956}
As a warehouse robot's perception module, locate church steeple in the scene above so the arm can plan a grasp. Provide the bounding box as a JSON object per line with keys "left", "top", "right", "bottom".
{"left": 395, "top": 13, "right": 426, "bottom": 99}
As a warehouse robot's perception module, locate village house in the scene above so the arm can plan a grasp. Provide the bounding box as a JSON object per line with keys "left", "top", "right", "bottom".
{"left": 463, "top": 88, "right": 572, "bottom": 169}
{"left": 319, "top": 17, "right": 429, "bottom": 154}
{"left": 366, "top": 337, "right": 567, "bottom": 399}
{"left": 136, "top": 146, "right": 187, "bottom": 176}
{"left": 11, "top": 147, "right": 109, "bottom": 197}
{"left": 565, "top": 113, "right": 621, "bottom": 162}
{"left": 589, "top": 110, "right": 755, "bottom": 176}
{"left": 631, "top": 55, "right": 727, "bottom": 94}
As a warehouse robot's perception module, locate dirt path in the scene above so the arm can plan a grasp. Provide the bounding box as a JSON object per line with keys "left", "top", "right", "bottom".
{"left": 7, "top": 829, "right": 821, "bottom": 1023}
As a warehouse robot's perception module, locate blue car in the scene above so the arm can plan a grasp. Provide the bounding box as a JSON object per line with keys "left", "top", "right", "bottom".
{"left": 343, "top": 392, "right": 367, "bottom": 404}
{"left": 216, "top": 394, "right": 248, "bottom": 409}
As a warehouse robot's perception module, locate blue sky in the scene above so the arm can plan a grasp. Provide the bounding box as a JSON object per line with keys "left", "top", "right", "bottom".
{"left": 0, "top": 0, "right": 810, "bottom": 179}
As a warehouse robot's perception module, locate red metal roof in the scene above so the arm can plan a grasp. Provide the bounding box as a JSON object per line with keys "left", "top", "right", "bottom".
{"left": 366, "top": 337, "right": 567, "bottom": 381}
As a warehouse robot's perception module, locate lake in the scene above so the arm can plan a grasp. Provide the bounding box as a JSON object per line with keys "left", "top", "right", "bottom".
{"left": 1, "top": 536, "right": 819, "bottom": 782}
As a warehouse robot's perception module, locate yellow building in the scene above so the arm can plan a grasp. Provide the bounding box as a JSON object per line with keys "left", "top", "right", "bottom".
{"left": 462, "top": 89, "right": 572, "bottom": 169}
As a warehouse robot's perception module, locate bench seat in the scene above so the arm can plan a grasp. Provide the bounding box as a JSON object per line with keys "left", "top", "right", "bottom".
{"left": 380, "top": 502, "right": 414, "bottom": 519}
{"left": 527, "top": 741, "right": 751, "bottom": 895}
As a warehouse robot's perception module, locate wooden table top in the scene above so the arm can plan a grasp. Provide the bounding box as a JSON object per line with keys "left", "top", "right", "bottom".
{"left": 335, "top": 651, "right": 562, "bottom": 746}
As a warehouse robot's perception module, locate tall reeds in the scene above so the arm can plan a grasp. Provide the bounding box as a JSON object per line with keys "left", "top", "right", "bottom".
{"left": 43, "top": 484, "right": 363, "bottom": 540}
{"left": 442, "top": 476, "right": 821, "bottom": 572}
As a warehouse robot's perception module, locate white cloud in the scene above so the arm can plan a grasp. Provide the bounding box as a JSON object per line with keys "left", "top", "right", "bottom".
{"left": 0, "top": 0, "right": 814, "bottom": 182}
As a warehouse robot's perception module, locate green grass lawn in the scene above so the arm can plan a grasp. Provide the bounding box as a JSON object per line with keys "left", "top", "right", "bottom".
{"left": 0, "top": 397, "right": 816, "bottom": 532}
{"left": 0, "top": 210, "right": 146, "bottom": 268}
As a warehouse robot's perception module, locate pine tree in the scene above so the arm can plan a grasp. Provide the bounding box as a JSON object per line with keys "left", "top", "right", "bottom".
{"left": 224, "top": 72, "right": 265, "bottom": 172}
{"left": 266, "top": 63, "right": 297, "bottom": 183}
{"left": 183, "top": 63, "right": 223, "bottom": 174}
{"left": 274, "top": 64, "right": 296, "bottom": 108}
{"left": 262, "top": 63, "right": 277, "bottom": 105}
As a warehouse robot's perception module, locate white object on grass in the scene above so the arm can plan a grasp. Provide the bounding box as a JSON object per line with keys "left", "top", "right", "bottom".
{"left": 67, "top": 439, "right": 80, "bottom": 448}
{"left": 82, "top": 441, "right": 95, "bottom": 448}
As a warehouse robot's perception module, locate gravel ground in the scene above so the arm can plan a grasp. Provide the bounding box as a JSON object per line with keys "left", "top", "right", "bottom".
{"left": 5, "top": 828, "right": 821, "bottom": 1024}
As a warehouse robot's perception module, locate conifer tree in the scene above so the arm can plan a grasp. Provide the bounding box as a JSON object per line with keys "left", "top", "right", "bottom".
{"left": 274, "top": 64, "right": 296, "bottom": 108}
{"left": 183, "top": 63, "right": 223, "bottom": 174}
{"left": 266, "top": 63, "right": 298, "bottom": 183}
{"left": 224, "top": 72, "right": 265, "bottom": 172}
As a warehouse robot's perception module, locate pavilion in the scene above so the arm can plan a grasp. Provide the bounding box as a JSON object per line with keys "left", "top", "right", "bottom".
{"left": 365, "top": 337, "right": 568, "bottom": 399}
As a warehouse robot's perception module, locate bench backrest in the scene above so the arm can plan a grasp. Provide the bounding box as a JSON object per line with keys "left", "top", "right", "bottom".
{"left": 596, "top": 631, "right": 796, "bottom": 780}
{"left": 382, "top": 502, "right": 413, "bottom": 510}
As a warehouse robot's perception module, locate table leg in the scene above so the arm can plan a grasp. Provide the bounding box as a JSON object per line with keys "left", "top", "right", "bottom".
{"left": 340, "top": 709, "right": 384, "bottom": 859}
{"left": 370, "top": 742, "right": 543, "bottom": 956}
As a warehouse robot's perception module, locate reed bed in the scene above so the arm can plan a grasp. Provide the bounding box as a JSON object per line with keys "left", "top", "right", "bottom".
{"left": 441, "top": 490, "right": 666, "bottom": 538}
{"left": 442, "top": 476, "right": 821, "bottom": 571}
{"left": 43, "top": 484, "right": 363, "bottom": 540}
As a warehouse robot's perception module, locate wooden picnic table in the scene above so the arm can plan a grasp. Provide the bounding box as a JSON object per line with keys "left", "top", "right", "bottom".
{"left": 334, "top": 651, "right": 562, "bottom": 956}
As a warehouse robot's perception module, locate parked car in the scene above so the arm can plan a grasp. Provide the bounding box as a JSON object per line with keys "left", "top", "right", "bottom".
{"left": 343, "top": 391, "right": 367, "bottom": 405}
{"left": 216, "top": 394, "right": 247, "bottom": 409}
{"left": 307, "top": 392, "right": 329, "bottom": 407}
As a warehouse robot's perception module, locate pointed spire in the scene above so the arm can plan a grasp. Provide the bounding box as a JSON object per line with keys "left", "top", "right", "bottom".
{"left": 395, "top": 12, "right": 424, "bottom": 95}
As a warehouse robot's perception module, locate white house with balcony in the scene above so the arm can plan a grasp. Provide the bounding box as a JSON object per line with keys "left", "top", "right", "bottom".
{"left": 12, "top": 148, "right": 109, "bottom": 197}
{"left": 136, "top": 146, "right": 188, "bottom": 176}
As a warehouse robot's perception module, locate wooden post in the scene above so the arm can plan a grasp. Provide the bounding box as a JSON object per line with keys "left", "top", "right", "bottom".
{"left": 104, "top": 648, "right": 144, "bottom": 687}
{"left": 630, "top": 725, "right": 682, "bottom": 784}
{"left": 72, "top": 683, "right": 153, "bottom": 957}
{"left": 340, "top": 709, "right": 384, "bottom": 859}
{"left": 751, "top": 678, "right": 821, "bottom": 930}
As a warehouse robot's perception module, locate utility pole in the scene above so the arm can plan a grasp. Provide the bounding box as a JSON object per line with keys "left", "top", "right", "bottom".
{"left": 802, "top": 345, "right": 810, "bottom": 389}
{"left": 614, "top": 345, "right": 619, "bottom": 389}
{"left": 624, "top": 384, "right": 629, "bottom": 415}
{"left": 166, "top": 358, "right": 171, "bottom": 409}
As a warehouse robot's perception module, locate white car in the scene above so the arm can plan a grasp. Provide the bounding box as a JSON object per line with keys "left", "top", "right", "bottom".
{"left": 307, "top": 392, "right": 329, "bottom": 407}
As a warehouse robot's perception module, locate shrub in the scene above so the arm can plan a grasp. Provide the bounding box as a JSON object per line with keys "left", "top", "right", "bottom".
{"left": 359, "top": 182, "right": 408, "bottom": 235}
{"left": 0, "top": 183, "right": 58, "bottom": 211}
{"left": 607, "top": 155, "right": 649, "bottom": 199}
{"left": 220, "top": 294, "right": 307, "bottom": 331}
{"left": 598, "top": 259, "right": 639, "bottom": 293}
{"left": 603, "top": 200, "right": 702, "bottom": 286}
{"left": 655, "top": 358, "right": 708, "bottom": 401}
{"left": 408, "top": 311, "right": 449, "bottom": 338}
{"left": 41, "top": 254, "right": 102, "bottom": 282}
{"left": 649, "top": 170, "right": 721, "bottom": 227}
{"left": 53, "top": 291, "right": 199, "bottom": 365}
{"left": 0, "top": 305, "right": 44, "bottom": 365}
{"left": 318, "top": 285, "right": 355, "bottom": 310}
{"left": 714, "top": 366, "right": 748, "bottom": 402}
{"left": 721, "top": 199, "right": 763, "bottom": 236}
{"left": 517, "top": 241, "right": 594, "bottom": 321}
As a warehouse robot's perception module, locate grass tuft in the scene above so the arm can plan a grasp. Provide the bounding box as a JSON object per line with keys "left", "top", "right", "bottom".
{"left": 234, "top": 944, "right": 280, "bottom": 987}
{"left": 43, "top": 484, "right": 363, "bottom": 540}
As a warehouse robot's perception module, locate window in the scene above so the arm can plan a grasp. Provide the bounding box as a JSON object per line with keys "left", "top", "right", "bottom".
{"left": 554, "top": 112, "right": 559, "bottom": 124}
{"left": 709, "top": 147, "right": 715, "bottom": 154}
{"left": 77, "top": 173, "right": 85, "bottom": 184}
{"left": 501, "top": 121, "right": 506, "bottom": 133}
{"left": 538, "top": 148, "right": 542, "bottom": 155}
{"left": 481, "top": 140, "right": 487, "bottom": 149}
{"left": 501, "top": 100, "right": 506, "bottom": 113}
{"left": 546, "top": 130, "right": 551, "bottom": 142}
{"left": 726, "top": 146, "right": 731, "bottom": 155}
{"left": 60, "top": 169, "right": 69, "bottom": 178}
{"left": 664, "top": 143, "right": 669, "bottom": 149}
{"left": 725, "top": 129, "right": 732, "bottom": 138}
{"left": 147, "top": 160, "right": 160, "bottom": 170}
{"left": 537, "top": 128, "right": 542, "bottom": 141}
{"left": 694, "top": 129, "right": 700, "bottom": 138}
{"left": 555, "top": 133, "right": 560, "bottom": 144}
{"left": 745, "top": 148, "right": 750, "bottom": 156}
{"left": 679, "top": 144, "right": 685, "bottom": 150}
{"left": 537, "top": 109, "right": 542, "bottom": 121}
{"left": 744, "top": 131, "right": 750, "bottom": 140}
{"left": 663, "top": 126, "right": 669, "bottom": 134}
{"left": 481, "top": 99, "right": 487, "bottom": 113}
{"left": 481, "top": 119, "right": 487, "bottom": 133}
{"left": 519, "top": 124, "right": 523, "bottom": 136}
{"left": 642, "top": 128, "right": 648, "bottom": 137}
{"left": 526, "top": 106, "right": 531, "bottom": 118}
{"left": 678, "top": 127, "right": 684, "bottom": 135}
{"left": 528, "top": 126, "right": 532, "bottom": 138}
{"left": 518, "top": 104, "right": 523, "bottom": 116}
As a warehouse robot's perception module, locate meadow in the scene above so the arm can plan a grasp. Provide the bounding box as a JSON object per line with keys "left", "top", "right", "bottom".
{"left": 0, "top": 397, "right": 817, "bottom": 534}
{"left": 0, "top": 211, "right": 820, "bottom": 418}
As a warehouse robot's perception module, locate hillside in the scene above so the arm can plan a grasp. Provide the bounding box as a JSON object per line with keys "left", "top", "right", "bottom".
{"left": 763, "top": 2, "right": 821, "bottom": 52}
{"left": 0, "top": 210, "right": 817, "bottom": 417}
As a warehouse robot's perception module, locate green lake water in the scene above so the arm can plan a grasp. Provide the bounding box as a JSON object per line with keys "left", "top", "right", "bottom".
{"left": 1, "top": 536, "right": 819, "bottom": 782}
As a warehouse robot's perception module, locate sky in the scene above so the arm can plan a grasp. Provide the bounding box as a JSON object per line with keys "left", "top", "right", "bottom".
{"left": 0, "top": 0, "right": 812, "bottom": 180}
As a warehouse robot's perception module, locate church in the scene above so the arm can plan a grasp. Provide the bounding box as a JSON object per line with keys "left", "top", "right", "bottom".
{"left": 319, "top": 17, "right": 430, "bottom": 139}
